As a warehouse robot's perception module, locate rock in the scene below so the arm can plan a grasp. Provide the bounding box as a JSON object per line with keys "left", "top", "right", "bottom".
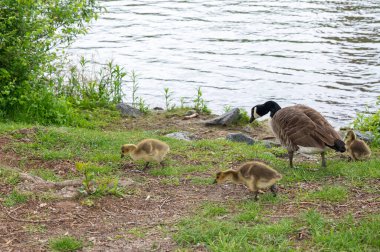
{"left": 153, "top": 107, "right": 164, "bottom": 110}
{"left": 184, "top": 110, "right": 197, "bottom": 116}
{"left": 226, "top": 133, "right": 255, "bottom": 145}
{"left": 354, "top": 130, "right": 375, "bottom": 143}
{"left": 165, "top": 131, "right": 194, "bottom": 141}
{"left": 118, "top": 178, "right": 135, "bottom": 187}
{"left": 205, "top": 108, "right": 240, "bottom": 126}
{"left": 116, "top": 103, "right": 142, "bottom": 118}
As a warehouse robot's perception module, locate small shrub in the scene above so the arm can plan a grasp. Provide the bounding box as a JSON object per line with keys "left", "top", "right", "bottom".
{"left": 49, "top": 235, "right": 83, "bottom": 252}
{"left": 353, "top": 97, "right": 380, "bottom": 146}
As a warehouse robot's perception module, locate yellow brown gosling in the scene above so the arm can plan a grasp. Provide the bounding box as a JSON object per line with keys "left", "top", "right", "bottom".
{"left": 344, "top": 130, "right": 371, "bottom": 161}
{"left": 121, "top": 139, "right": 170, "bottom": 169}
{"left": 214, "top": 161, "right": 282, "bottom": 201}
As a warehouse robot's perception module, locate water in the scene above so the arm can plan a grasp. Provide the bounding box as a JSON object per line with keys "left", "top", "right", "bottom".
{"left": 68, "top": 0, "right": 380, "bottom": 126}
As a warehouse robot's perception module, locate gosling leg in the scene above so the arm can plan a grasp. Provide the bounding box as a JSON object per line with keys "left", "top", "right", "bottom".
{"left": 321, "top": 152, "right": 326, "bottom": 168}
{"left": 270, "top": 184, "right": 278, "bottom": 197}
{"left": 144, "top": 162, "right": 150, "bottom": 170}
{"left": 253, "top": 191, "right": 259, "bottom": 201}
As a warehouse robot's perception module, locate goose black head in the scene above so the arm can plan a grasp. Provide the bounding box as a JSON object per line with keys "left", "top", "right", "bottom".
{"left": 249, "top": 101, "right": 282, "bottom": 123}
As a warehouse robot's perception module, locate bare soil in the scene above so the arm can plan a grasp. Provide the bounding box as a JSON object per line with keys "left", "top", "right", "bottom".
{"left": 0, "top": 114, "right": 378, "bottom": 251}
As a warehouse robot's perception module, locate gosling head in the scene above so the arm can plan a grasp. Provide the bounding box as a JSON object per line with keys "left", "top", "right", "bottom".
{"left": 121, "top": 144, "right": 136, "bottom": 158}
{"left": 344, "top": 130, "right": 357, "bottom": 143}
{"left": 213, "top": 171, "right": 229, "bottom": 184}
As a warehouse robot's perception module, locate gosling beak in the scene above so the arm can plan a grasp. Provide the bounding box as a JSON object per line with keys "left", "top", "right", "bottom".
{"left": 249, "top": 117, "right": 255, "bottom": 123}
{"left": 121, "top": 153, "right": 124, "bottom": 158}
{"left": 212, "top": 179, "right": 217, "bottom": 184}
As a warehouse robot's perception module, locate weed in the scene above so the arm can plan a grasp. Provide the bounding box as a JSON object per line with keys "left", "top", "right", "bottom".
{"left": 49, "top": 235, "right": 83, "bottom": 252}
{"left": 3, "top": 190, "right": 29, "bottom": 207}
{"left": 193, "top": 87, "right": 211, "bottom": 114}
{"left": 164, "top": 87, "right": 175, "bottom": 111}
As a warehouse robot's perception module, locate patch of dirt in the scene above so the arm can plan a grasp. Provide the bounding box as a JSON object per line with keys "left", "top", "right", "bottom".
{"left": 0, "top": 116, "right": 378, "bottom": 251}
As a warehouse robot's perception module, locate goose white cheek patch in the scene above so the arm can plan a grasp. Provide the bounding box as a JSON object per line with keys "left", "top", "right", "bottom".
{"left": 254, "top": 107, "right": 260, "bottom": 119}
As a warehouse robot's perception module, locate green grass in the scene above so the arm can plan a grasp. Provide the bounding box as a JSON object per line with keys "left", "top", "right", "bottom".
{"left": 0, "top": 167, "right": 20, "bottom": 185}
{"left": 301, "top": 185, "right": 348, "bottom": 203}
{"left": 0, "top": 112, "right": 379, "bottom": 251}
{"left": 49, "top": 235, "right": 83, "bottom": 252}
{"left": 2, "top": 190, "right": 29, "bottom": 207}
{"left": 30, "top": 168, "right": 61, "bottom": 182}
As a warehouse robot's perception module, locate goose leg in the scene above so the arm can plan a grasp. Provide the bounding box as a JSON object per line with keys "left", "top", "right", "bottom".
{"left": 321, "top": 152, "right": 326, "bottom": 168}
{"left": 288, "top": 151, "right": 294, "bottom": 168}
{"left": 270, "top": 184, "right": 278, "bottom": 197}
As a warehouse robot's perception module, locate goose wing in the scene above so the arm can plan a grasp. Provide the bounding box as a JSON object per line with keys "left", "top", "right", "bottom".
{"left": 294, "top": 105, "right": 342, "bottom": 144}
{"left": 271, "top": 106, "right": 335, "bottom": 149}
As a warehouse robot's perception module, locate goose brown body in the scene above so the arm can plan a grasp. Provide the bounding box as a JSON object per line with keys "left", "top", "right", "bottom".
{"left": 345, "top": 130, "right": 371, "bottom": 161}
{"left": 250, "top": 101, "right": 346, "bottom": 168}
{"left": 214, "top": 161, "right": 282, "bottom": 200}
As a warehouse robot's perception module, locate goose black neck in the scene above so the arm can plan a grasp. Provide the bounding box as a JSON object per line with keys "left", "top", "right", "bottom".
{"left": 264, "top": 101, "right": 282, "bottom": 117}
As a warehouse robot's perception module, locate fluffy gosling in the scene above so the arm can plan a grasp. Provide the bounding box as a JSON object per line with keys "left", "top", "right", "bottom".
{"left": 214, "top": 161, "right": 282, "bottom": 201}
{"left": 121, "top": 139, "right": 170, "bottom": 169}
{"left": 344, "top": 130, "right": 371, "bottom": 161}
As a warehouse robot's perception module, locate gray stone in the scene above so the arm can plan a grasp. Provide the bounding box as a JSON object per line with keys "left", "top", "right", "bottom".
{"left": 116, "top": 103, "right": 142, "bottom": 118}
{"left": 354, "top": 130, "right": 375, "bottom": 143}
{"left": 153, "top": 107, "right": 164, "bottom": 110}
{"left": 184, "top": 110, "right": 197, "bottom": 116}
{"left": 226, "top": 133, "right": 255, "bottom": 145}
{"left": 205, "top": 108, "right": 240, "bottom": 126}
{"left": 165, "top": 131, "right": 194, "bottom": 141}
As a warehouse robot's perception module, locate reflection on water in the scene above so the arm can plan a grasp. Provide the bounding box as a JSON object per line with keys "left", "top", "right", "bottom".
{"left": 68, "top": 0, "right": 380, "bottom": 126}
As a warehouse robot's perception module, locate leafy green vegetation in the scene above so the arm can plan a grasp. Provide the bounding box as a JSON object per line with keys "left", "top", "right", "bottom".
{"left": 49, "top": 235, "right": 83, "bottom": 252}
{"left": 0, "top": 0, "right": 100, "bottom": 124}
{"left": 353, "top": 96, "right": 380, "bottom": 146}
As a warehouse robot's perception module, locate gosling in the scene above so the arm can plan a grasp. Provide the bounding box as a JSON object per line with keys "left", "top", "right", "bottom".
{"left": 214, "top": 161, "right": 282, "bottom": 201}
{"left": 121, "top": 139, "right": 170, "bottom": 169}
{"left": 345, "top": 130, "right": 371, "bottom": 161}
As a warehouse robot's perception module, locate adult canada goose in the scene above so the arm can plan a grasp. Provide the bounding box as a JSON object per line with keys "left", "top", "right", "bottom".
{"left": 344, "top": 130, "right": 371, "bottom": 161}
{"left": 213, "top": 161, "right": 282, "bottom": 201}
{"left": 249, "top": 101, "right": 346, "bottom": 168}
{"left": 121, "top": 139, "right": 170, "bottom": 169}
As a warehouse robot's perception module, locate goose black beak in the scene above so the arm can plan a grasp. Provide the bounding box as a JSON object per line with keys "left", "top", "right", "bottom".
{"left": 249, "top": 117, "right": 255, "bottom": 123}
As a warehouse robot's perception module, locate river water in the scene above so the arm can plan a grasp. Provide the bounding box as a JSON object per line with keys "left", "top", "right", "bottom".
{"left": 68, "top": 0, "right": 380, "bottom": 126}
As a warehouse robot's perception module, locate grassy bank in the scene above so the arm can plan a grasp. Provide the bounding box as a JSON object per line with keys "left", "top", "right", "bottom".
{"left": 0, "top": 110, "right": 379, "bottom": 251}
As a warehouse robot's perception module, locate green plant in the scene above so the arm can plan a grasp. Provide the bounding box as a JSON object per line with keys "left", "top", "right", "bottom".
{"left": 180, "top": 97, "right": 186, "bottom": 109}
{"left": 75, "top": 162, "right": 96, "bottom": 195}
{"left": 130, "top": 70, "right": 139, "bottom": 108}
{"left": 353, "top": 97, "right": 380, "bottom": 146}
{"left": 163, "top": 87, "right": 175, "bottom": 111}
{"left": 138, "top": 97, "right": 150, "bottom": 114}
{"left": 55, "top": 57, "right": 127, "bottom": 109}
{"left": 0, "top": 0, "right": 100, "bottom": 124}
{"left": 193, "top": 87, "right": 211, "bottom": 114}
{"left": 49, "top": 235, "right": 83, "bottom": 252}
{"left": 223, "top": 105, "right": 232, "bottom": 113}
